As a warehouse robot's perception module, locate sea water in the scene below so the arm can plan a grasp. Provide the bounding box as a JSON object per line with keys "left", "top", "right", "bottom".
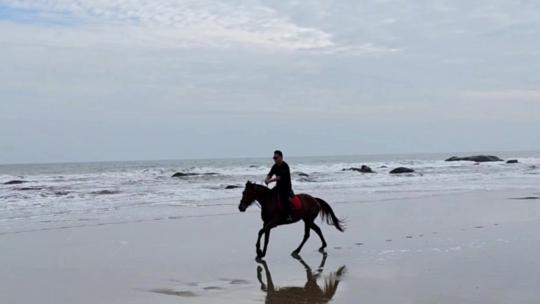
{"left": 1, "top": 151, "right": 539, "bottom": 234}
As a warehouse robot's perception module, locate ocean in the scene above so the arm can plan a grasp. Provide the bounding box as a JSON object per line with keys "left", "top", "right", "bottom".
{"left": 1, "top": 151, "right": 539, "bottom": 234}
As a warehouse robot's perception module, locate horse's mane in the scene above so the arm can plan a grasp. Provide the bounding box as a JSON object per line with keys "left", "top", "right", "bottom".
{"left": 252, "top": 183, "right": 271, "bottom": 193}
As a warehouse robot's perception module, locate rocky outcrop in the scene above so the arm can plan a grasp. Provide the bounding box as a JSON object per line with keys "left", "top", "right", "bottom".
{"left": 225, "top": 185, "right": 242, "bottom": 189}
{"left": 390, "top": 167, "right": 415, "bottom": 174}
{"left": 297, "top": 172, "right": 310, "bottom": 177}
{"left": 506, "top": 159, "right": 518, "bottom": 164}
{"left": 343, "top": 165, "right": 375, "bottom": 173}
{"left": 445, "top": 155, "right": 503, "bottom": 162}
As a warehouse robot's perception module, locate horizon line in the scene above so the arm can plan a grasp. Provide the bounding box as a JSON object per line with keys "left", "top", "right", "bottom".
{"left": 1, "top": 149, "right": 539, "bottom": 167}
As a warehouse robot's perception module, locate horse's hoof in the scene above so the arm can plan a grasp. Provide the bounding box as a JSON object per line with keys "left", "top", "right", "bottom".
{"left": 291, "top": 251, "right": 300, "bottom": 258}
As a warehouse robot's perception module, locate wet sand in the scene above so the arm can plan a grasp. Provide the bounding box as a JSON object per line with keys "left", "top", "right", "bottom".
{"left": 2, "top": 189, "right": 540, "bottom": 303}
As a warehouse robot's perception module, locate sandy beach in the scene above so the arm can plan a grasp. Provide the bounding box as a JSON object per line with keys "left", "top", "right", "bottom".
{"left": 1, "top": 188, "right": 540, "bottom": 303}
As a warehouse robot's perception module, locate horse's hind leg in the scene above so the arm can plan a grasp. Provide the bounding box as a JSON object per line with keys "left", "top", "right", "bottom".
{"left": 310, "top": 222, "right": 327, "bottom": 252}
{"left": 292, "top": 221, "right": 311, "bottom": 256}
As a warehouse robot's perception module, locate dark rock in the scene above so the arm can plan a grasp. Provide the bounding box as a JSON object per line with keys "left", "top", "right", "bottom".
{"left": 172, "top": 172, "right": 198, "bottom": 177}
{"left": 91, "top": 190, "right": 120, "bottom": 195}
{"left": 297, "top": 172, "right": 310, "bottom": 177}
{"left": 445, "top": 155, "right": 503, "bottom": 162}
{"left": 3, "top": 180, "right": 28, "bottom": 185}
{"left": 360, "top": 165, "right": 374, "bottom": 173}
{"left": 511, "top": 196, "right": 539, "bottom": 200}
{"left": 390, "top": 167, "right": 415, "bottom": 174}
{"left": 171, "top": 172, "right": 217, "bottom": 178}
{"left": 506, "top": 159, "right": 518, "bottom": 164}
{"left": 17, "top": 187, "right": 43, "bottom": 191}
{"left": 343, "top": 165, "right": 375, "bottom": 173}
{"left": 225, "top": 185, "right": 241, "bottom": 189}
{"left": 249, "top": 165, "right": 258, "bottom": 168}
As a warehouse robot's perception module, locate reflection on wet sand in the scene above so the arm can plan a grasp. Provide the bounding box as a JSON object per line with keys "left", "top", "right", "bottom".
{"left": 257, "top": 253, "right": 346, "bottom": 304}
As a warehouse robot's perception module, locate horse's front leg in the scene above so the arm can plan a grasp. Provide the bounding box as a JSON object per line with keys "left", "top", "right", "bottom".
{"left": 256, "top": 227, "right": 265, "bottom": 258}
{"left": 256, "top": 265, "right": 267, "bottom": 291}
{"left": 260, "top": 221, "right": 276, "bottom": 257}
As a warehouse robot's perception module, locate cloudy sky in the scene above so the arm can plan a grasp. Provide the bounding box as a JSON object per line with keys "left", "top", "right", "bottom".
{"left": 1, "top": 0, "right": 539, "bottom": 164}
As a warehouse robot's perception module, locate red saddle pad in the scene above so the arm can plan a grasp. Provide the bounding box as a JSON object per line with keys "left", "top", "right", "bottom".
{"left": 291, "top": 195, "right": 302, "bottom": 210}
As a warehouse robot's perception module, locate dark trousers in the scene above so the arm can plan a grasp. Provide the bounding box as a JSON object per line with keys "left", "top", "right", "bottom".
{"left": 279, "top": 189, "right": 294, "bottom": 215}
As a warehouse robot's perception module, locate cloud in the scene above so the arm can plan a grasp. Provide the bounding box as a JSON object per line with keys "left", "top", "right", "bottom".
{"left": 0, "top": 0, "right": 336, "bottom": 50}
{"left": 0, "top": 0, "right": 406, "bottom": 54}
{"left": 461, "top": 90, "right": 540, "bottom": 102}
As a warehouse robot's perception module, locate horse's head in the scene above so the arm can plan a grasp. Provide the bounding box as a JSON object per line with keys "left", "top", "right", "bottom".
{"left": 238, "top": 181, "right": 257, "bottom": 212}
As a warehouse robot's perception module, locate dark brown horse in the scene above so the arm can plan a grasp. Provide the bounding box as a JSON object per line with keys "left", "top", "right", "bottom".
{"left": 256, "top": 253, "right": 346, "bottom": 304}
{"left": 238, "top": 181, "right": 345, "bottom": 258}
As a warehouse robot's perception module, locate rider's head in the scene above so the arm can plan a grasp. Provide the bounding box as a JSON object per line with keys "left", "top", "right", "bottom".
{"left": 273, "top": 150, "right": 283, "bottom": 164}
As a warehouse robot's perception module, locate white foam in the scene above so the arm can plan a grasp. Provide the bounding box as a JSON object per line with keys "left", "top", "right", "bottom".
{"left": 0, "top": 155, "right": 539, "bottom": 233}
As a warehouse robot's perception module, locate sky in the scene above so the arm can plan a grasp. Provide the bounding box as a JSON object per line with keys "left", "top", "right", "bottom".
{"left": 0, "top": 0, "right": 539, "bottom": 164}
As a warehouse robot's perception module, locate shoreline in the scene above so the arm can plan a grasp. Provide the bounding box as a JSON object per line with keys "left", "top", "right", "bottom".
{"left": 2, "top": 188, "right": 540, "bottom": 303}
{"left": 2, "top": 187, "right": 538, "bottom": 236}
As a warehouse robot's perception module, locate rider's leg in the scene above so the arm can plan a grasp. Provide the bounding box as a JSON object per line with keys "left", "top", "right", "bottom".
{"left": 281, "top": 191, "right": 293, "bottom": 221}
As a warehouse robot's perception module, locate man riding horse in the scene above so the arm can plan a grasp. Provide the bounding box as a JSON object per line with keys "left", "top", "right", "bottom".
{"left": 265, "top": 150, "right": 294, "bottom": 222}
{"left": 239, "top": 150, "right": 344, "bottom": 258}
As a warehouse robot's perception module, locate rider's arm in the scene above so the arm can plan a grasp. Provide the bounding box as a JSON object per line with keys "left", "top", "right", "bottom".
{"left": 265, "top": 165, "right": 278, "bottom": 185}
{"left": 265, "top": 176, "right": 280, "bottom": 184}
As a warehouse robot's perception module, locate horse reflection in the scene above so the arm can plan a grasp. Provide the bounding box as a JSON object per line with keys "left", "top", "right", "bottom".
{"left": 256, "top": 253, "right": 346, "bottom": 304}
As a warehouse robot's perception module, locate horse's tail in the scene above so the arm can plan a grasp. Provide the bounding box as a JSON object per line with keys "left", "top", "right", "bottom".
{"left": 316, "top": 198, "right": 345, "bottom": 232}
{"left": 322, "top": 266, "right": 346, "bottom": 300}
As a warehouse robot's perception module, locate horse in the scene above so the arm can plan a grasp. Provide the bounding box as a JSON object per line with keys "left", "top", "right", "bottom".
{"left": 238, "top": 181, "right": 345, "bottom": 258}
{"left": 256, "top": 253, "right": 346, "bottom": 304}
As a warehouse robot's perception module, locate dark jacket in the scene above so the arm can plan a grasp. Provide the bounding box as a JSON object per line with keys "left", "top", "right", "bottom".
{"left": 267, "top": 161, "right": 292, "bottom": 194}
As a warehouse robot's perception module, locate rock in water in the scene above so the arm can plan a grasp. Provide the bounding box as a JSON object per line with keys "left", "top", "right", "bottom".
{"left": 506, "top": 159, "right": 518, "bottom": 164}
{"left": 390, "top": 167, "right": 415, "bottom": 174}
{"left": 172, "top": 172, "right": 197, "bottom": 177}
{"left": 342, "top": 165, "right": 375, "bottom": 173}
{"left": 360, "top": 165, "right": 375, "bottom": 173}
{"left": 297, "top": 172, "right": 310, "bottom": 177}
{"left": 225, "top": 185, "right": 241, "bottom": 189}
{"left": 445, "top": 155, "right": 503, "bottom": 162}
{"left": 3, "top": 180, "right": 28, "bottom": 185}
